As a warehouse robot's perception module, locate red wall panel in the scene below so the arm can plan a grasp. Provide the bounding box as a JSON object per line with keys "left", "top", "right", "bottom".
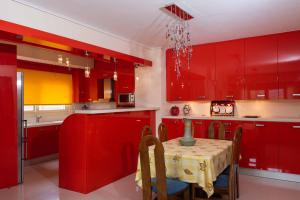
{"left": 0, "top": 43, "right": 18, "bottom": 188}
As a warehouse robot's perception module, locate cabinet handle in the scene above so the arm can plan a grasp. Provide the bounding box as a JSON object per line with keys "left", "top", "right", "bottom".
{"left": 292, "top": 94, "right": 300, "bottom": 97}
{"left": 123, "top": 86, "right": 129, "bottom": 89}
{"left": 194, "top": 121, "right": 203, "bottom": 125}
{"left": 136, "top": 119, "right": 141, "bottom": 122}
{"left": 256, "top": 124, "right": 265, "bottom": 127}
{"left": 198, "top": 96, "right": 206, "bottom": 99}
{"left": 177, "top": 96, "right": 182, "bottom": 100}
{"left": 225, "top": 130, "right": 231, "bottom": 134}
{"left": 257, "top": 94, "right": 265, "bottom": 98}
{"left": 292, "top": 126, "right": 300, "bottom": 129}
{"left": 224, "top": 122, "right": 231, "bottom": 126}
{"left": 225, "top": 95, "right": 234, "bottom": 98}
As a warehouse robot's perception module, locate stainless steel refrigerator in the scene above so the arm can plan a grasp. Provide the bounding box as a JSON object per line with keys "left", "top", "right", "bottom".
{"left": 17, "top": 72, "right": 25, "bottom": 184}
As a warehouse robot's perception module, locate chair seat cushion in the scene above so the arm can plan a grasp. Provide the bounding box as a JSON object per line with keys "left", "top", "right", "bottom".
{"left": 214, "top": 174, "right": 229, "bottom": 188}
{"left": 222, "top": 166, "right": 230, "bottom": 175}
{"left": 151, "top": 178, "right": 188, "bottom": 195}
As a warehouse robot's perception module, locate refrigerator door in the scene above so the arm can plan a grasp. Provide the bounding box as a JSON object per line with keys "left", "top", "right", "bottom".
{"left": 17, "top": 72, "right": 24, "bottom": 184}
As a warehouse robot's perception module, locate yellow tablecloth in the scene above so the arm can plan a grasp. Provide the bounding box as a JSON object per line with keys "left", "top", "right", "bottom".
{"left": 135, "top": 138, "right": 232, "bottom": 197}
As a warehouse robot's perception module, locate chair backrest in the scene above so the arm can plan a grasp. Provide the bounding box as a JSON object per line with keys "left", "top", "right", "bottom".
{"left": 141, "top": 125, "right": 153, "bottom": 137}
{"left": 139, "top": 135, "right": 167, "bottom": 200}
{"left": 233, "top": 126, "right": 243, "bottom": 165}
{"left": 208, "top": 121, "right": 225, "bottom": 139}
{"left": 158, "top": 123, "right": 168, "bottom": 142}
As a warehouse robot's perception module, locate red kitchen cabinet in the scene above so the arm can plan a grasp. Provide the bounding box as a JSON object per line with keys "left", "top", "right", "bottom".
{"left": 278, "top": 31, "right": 300, "bottom": 99}
{"left": 0, "top": 43, "right": 18, "bottom": 188}
{"left": 26, "top": 125, "right": 60, "bottom": 160}
{"left": 115, "top": 60, "right": 135, "bottom": 94}
{"left": 278, "top": 123, "right": 300, "bottom": 174}
{"left": 255, "top": 122, "right": 280, "bottom": 171}
{"left": 72, "top": 69, "right": 91, "bottom": 103}
{"left": 192, "top": 120, "right": 209, "bottom": 138}
{"left": 189, "top": 44, "right": 216, "bottom": 100}
{"left": 245, "top": 35, "right": 279, "bottom": 100}
{"left": 215, "top": 40, "right": 245, "bottom": 100}
{"left": 166, "top": 49, "right": 190, "bottom": 101}
{"left": 239, "top": 121, "right": 258, "bottom": 169}
{"left": 59, "top": 111, "right": 155, "bottom": 193}
{"left": 222, "top": 121, "right": 241, "bottom": 140}
{"left": 162, "top": 118, "right": 184, "bottom": 140}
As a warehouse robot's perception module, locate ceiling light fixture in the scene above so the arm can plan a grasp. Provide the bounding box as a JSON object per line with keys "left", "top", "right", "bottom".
{"left": 164, "top": 4, "right": 193, "bottom": 78}
{"left": 113, "top": 58, "right": 118, "bottom": 81}
{"left": 84, "top": 66, "right": 91, "bottom": 78}
{"left": 65, "top": 57, "right": 70, "bottom": 66}
{"left": 58, "top": 55, "right": 63, "bottom": 64}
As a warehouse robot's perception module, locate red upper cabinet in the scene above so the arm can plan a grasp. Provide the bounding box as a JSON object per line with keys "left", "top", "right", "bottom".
{"left": 166, "top": 49, "right": 190, "bottom": 101}
{"left": 245, "top": 36, "right": 279, "bottom": 100}
{"left": 215, "top": 40, "right": 245, "bottom": 100}
{"left": 116, "top": 60, "right": 135, "bottom": 94}
{"left": 278, "top": 123, "right": 300, "bottom": 174}
{"left": 278, "top": 31, "right": 300, "bottom": 99}
{"left": 189, "top": 44, "right": 216, "bottom": 100}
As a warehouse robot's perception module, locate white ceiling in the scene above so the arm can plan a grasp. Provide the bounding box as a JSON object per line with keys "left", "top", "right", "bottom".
{"left": 17, "top": 0, "right": 300, "bottom": 48}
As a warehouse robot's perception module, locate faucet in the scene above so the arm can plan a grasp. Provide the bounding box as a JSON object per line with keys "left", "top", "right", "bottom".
{"left": 36, "top": 115, "right": 42, "bottom": 123}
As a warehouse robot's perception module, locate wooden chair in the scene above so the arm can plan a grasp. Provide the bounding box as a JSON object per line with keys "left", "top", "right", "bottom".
{"left": 191, "top": 127, "right": 242, "bottom": 200}
{"left": 208, "top": 121, "right": 226, "bottom": 139}
{"left": 139, "top": 135, "right": 189, "bottom": 200}
{"left": 158, "top": 123, "right": 168, "bottom": 142}
{"left": 142, "top": 125, "right": 153, "bottom": 137}
{"left": 213, "top": 126, "right": 242, "bottom": 200}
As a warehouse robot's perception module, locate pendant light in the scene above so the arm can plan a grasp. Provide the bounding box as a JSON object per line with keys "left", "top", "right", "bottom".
{"left": 84, "top": 66, "right": 91, "bottom": 78}
{"left": 113, "top": 58, "right": 118, "bottom": 81}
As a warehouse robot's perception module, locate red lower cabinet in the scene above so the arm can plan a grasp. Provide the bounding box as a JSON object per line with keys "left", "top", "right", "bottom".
{"left": 255, "top": 122, "right": 280, "bottom": 171}
{"left": 26, "top": 125, "right": 60, "bottom": 160}
{"left": 239, "top": 121, "right": 258, "bottom": 169}
{"left": 162, "top": 118, "right": 184, "bottom": 140}
{"left": 278, "top": 123, "right": 300, "bottom": 174}
{"left": 192, "top": 120, "right": 208, "bottom": 138}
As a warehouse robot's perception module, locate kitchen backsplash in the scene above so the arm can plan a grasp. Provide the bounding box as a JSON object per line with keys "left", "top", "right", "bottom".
{"left": 163, "top": 100, "right": 300, "bottom": 118}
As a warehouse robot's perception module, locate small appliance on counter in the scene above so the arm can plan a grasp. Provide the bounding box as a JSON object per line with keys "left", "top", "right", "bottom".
{"left": 170, "top": 105, "right": 180, "bottom": 116}
{"left": 117, "top": 93, "right": 135, "bottom": 107}
{"left": 210, "top": 100, "right": 235, "bottom": 116}
{"left": 183, "top": 104, "right": 191, "bottom": 115}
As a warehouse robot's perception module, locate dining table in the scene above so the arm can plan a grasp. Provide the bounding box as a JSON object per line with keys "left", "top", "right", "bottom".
{"left": 135, "top": 137, "right": 233, "bottom": 197}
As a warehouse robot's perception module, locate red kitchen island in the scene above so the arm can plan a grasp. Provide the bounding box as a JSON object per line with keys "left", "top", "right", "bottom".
{"left": 59, "top": 108, "right": 157, "bottom": 193}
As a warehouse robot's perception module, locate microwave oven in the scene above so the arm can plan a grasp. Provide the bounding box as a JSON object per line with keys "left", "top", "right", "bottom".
{"left": 117, "top": 93, "right": 135, "bottom": 107}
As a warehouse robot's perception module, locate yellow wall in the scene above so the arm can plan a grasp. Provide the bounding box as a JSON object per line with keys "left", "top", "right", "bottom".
{"left": 17, "top": 68, "right": 73, "bottom": 105}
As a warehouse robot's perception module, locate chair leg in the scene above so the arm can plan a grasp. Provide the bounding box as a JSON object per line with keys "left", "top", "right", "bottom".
{"left": 236, "top": 167, "right": 239, "bottom": 198}
{"left": 191, "top": 184, "right": 195, "bottom": 200}
{"left": 183, "top": 187, "right": 190, "bottom": 200}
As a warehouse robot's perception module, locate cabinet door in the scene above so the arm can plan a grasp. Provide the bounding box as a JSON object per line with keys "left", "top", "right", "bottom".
{"left": 245, "top": 36, "right": 279, "bottom": 100}
{"left": 278, "top": 31, "right": 300, "bottom": 99}
{"left": 116, "top": 61, "right": 135, "bottom": 93}
{"left": 215, "top": 40, "right": 245, "bottom": 100}
{"left": 166, "top": 49, "right": 190, "bottom": 101}
{"left": 222, "top": 121, "right": 240, "bottom": 140}
{"left": 189, "top": 44, "right": 216, "bottom": 100}
{"left": 278, "top": 123, "right": 300, "bottom": 174}
{"left": 255, "top": 122, "right": 280, "bottom": 171}
{"left": 192, "top": 120, "right": 207, "bottom": 138}
{"left": 27, "top": 125, "right": 59, "bottom": 159}
{"left": 162, "top": 118, "right": 184, "bottom": 140}
{"left": 239, "top": 121, "right": 258, "bottom": 168}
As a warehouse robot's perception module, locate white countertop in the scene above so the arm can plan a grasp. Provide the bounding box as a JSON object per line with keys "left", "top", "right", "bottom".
{"left": 27, "top": 120, "right": 64, "bottom": 128}
{"left": 74, "top": 107, "right": 160, "bottom": 114}
{"left": 163, "top": 115, "right": 300, "bottom": 123}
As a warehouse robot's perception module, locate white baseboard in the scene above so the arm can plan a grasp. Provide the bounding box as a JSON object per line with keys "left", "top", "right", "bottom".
{"left": 240, "top": 168, "right": 300, "bottom": 183}
{"left": 24, "top": 154, "right": 58, "bottom": 166}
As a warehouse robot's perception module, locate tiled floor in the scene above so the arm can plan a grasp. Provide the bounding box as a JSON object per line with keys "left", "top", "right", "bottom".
{"left": 1, "top": 160, "right": 300, "bottom": 200}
